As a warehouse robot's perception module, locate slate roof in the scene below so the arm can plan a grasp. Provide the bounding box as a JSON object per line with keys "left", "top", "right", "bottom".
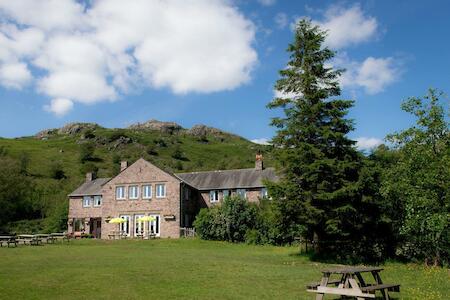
{"left": 68, "top": 178, "right": 110, "bottom": 197}
{"left": 175, "top": 168, "right": 278, "bottom": 190}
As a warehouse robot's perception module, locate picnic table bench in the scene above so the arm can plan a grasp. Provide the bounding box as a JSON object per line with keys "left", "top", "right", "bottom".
{"left": 0, "top": 235, "right": 18, "bottom": 247}
{"left": 307, "top": 266, "right": 400, "bottom": 300}
{"left": 51, "top": 232, "right": 70, "bottom": 243}
{"left": 17, "top": 234, "right": 43, "bottom": 246}
{"left": 108, "top": 231, "right": 128, "bottom": 240}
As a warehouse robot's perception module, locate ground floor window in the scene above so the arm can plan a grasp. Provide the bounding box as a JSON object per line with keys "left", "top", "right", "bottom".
{"left": 134, "top": 214, "right": 144, "bottom": 236}
{"left": 149, "top": 214, "right": 160, "bottom": 237}
{"left": 120, "top": 215, "right": 131, "bottom": 236}
{"left": 237, "top": 188, "right": 247, "bottom": 199}
{"left": 210, "top": 190, "right": 219, "bottom": 202}
{"left": 74, "top": 218, "right": 85, "bottom": 232}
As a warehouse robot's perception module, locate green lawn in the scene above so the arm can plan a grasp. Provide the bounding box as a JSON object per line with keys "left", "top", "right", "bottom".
{"left": 0, "top": 239, "right": 448, "bottom": 299}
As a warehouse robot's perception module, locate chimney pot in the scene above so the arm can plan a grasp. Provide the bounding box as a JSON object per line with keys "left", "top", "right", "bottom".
{"left": 255, "top": 153, "right": 264, "bottom": 170}
{"left": 86, "top": 172, "right": 96, "bottom": 182}
{"left": 120, "top": 160, "right": 128, "bottom": 172}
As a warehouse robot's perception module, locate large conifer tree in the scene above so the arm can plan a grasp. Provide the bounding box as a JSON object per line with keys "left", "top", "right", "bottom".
{"left": 268, "top": 19, "right": 365, "bottom": 252}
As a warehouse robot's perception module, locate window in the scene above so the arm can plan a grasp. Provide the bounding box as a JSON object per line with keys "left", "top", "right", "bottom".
{"left": 83, "top": 196, "right": 92, "bottom": 207}
{"left": 209, "top": 190, "right": 219, "bottom": 202}
{"left": 149, "top": 214, "right": 160, "bottom": 237}
{"left": 142, "top": 185, "right": 152, "bottom": 199}
{"left": 237, "top": 189, "right": 247, "bottom": 199}
{"left": 260, "top": 188, "right": 268, "bottom": 198}
{"left": 134, "top": 215, "right": 144, "bottom": 236}
{"left": 223, "top": 190, "right": 230, "bottom": 199}
{"left": 74, "top": 218, "right": 85, "bottom": 232}
{"left": 94, "top": 195, "right": 102, "bottom": 207}
{"left": 156, "top": 184, "right": 166, "bottom": 198}
{"left": 120, "top": 215, "right": 130, "bottom": 236}
{"left": 116, "top": 186, "right": 125, "bottom": 200}
{"left": 129, "top": 185, "right": 139, "bottom": 200}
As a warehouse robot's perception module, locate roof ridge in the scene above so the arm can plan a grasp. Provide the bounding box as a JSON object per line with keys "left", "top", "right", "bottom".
{"left": 176, "top": 167, "right": 274, "bottom": 175}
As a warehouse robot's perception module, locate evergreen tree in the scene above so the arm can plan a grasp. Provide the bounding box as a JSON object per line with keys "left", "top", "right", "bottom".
{"left": 267, "top": 19, "right": 370, "bottom": 256}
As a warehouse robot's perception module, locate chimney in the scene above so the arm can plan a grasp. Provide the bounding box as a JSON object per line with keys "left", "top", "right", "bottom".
{"left": 86, "top": 172, "right": 96, "bottom": 182}
{"left": 120, "top": 160, "right": 128, "bottom": 172}
{"left": 255, "top": 153, "right": 264, "bottom": 170}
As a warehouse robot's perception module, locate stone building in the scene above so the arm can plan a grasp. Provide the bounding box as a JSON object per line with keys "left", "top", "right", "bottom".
{"left": 68, "top": 155, "right": 277, "bottom": 239}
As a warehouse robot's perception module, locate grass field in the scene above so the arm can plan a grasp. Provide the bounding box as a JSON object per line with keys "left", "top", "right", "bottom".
{"left": 0, "top": 239, "right": 448, "bottom": 299}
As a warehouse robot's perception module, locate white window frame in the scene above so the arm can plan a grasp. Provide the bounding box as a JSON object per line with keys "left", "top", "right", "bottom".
{"left": 237, "top": 188, "right": 247, "bottom": 199}
{"left": 134, "top": 214, "right": 145, "bottom": 237}
{"left": 120, "top": 215, "right": 131, "bottom": 237}
{"left": 128, "top": 185, "right": 139, "bottom": 200}
{"left": 156, "top": 184, "right": 166, "bottom": 198}
{"left": 210, "top": 190, "right": 219, "bottom": 203}
{"left": 93, "top": 195, "right": 102, "bottom": 207}
{"left": 142, "top": 185, "right": 152, "bottom": 199}
{"left": 116, "top": 186, "right": 126, "bottom": 200}
{"left": 149, "top": 214, "right": 161, "bottom": 237}
{"left": 82, "top": 196, "right": 92, "bottom": 207}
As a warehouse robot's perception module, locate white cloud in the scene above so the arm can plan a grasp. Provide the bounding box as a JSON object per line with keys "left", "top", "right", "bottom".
{"left": 44, "top": 98, "right": 73, "bottom": 117}
{"left": 356, "top": 137, "right": 383, "bottom": 150}
{"left": 312, "top": 4, "right": 377, "bottom": 49}
{"left": 0, "top": 0, "right": 257, "bottom": 115}
{"left": 274, "top": 13, "right": 288, "bottom": 29}
{"left": 336, "top": 54, "right": 400, "bottom": 94}
{"left": 0, "top": 62, "right": 31, "bottom": 89}
{"left": 251, "top": 138, "right": 271, "bottom": 145}
{"left": 258, "top": 0, "right": 276, "bottom": 6}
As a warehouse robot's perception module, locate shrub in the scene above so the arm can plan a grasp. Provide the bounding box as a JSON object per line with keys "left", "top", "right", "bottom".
{"left": 194, "top": 196, "right": 257, "bottom": 243}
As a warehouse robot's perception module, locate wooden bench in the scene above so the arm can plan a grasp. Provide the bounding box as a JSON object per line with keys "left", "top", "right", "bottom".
{"left": 306, "top": 279, "right": 341, "bottom": 290}
{"left": 361, "top": 283, "right": 400, "bottom": 293}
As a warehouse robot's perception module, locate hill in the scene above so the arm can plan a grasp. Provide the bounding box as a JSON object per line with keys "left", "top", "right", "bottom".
{"left": 0, "top": 120, "right": 271, "bottom": 233}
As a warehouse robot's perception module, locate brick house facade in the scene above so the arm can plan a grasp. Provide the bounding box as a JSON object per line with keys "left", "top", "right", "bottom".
{"left": 68, "top": 155, "right": 277, "bottom": 239}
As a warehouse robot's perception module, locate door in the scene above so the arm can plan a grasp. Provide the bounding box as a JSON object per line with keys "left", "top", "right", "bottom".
{"left": 149, "top": 214, "right": 160, "bottom": 237}
{"left": 95, "top": 219, "right": 102, "bottom": 239}
{"left": 134, "top": 215, "right": 144, "bottom": 237}
{"left": 120, "top": 215, "right": 131, "bottom": 236}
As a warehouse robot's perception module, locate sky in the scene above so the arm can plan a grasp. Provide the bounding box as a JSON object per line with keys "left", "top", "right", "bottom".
{"left": 0, "top": 0, "right": 449, "bottom": 150}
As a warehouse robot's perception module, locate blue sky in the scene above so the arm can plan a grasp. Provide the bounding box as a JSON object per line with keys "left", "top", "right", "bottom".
{"left": 0, "top": 1, "right": 449, "bottom": 150}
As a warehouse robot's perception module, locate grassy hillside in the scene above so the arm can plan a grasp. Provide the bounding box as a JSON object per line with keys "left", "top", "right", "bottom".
{"left": 0, "top": 121, "right": 271, "bottom": 232}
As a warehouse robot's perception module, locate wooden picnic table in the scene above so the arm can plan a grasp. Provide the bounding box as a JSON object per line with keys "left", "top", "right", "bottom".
{"left": 108, "top": 231, "right": 128, "bottom": 240}
{"left": 307, "top": 266, "right": 400, "bottom": 300}
{"left": 0, "top": 235, "right": 18, "bottom": 247}
{"left": 50, "top": 232, "right": 70, "bottom": 243}
{"left": 17, "top": 234, "right": 43, "bottom": 246}
{"left": 35, "top": 234, "right": 57, "bottom": 244}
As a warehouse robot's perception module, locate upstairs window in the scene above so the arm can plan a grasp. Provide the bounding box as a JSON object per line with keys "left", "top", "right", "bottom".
{"left": 94, "top": 196, "right": 102, "bottom": 207}
{"left": 83, "top": 196, "right": 92, "bottom": 207}
{"left": 156, "top": 184, "right": 166, "bottom": 198}
{"left": 210, "top": 190, "right": 219, "bottom": 203}
{"left": 129, "top": 185, "right": 139, "bottom": 200}
{"left": 237, "top": 189, "right": 247, "bottom": 199}
{"left": 116, "top": 186, "right": 126, "bottom": 200}
{"left": 223, "top": 190, "right": 230, "bottom": 199}
{"left": 143, "top": 185, "right": 152, "bottom": 199}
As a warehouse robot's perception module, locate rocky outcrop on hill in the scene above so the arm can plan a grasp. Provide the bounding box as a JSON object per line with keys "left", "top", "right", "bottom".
{"left": 187, "top": 124, "right": 237, "bottom": 138}
{"left": 57, "top": 123, "right": 98, "bottom": 135}
{"left": 35, "top": 122, "right": 99, "bottom": 139}
{"left": 128, "top": 119, "right": 183, "bottom": 134}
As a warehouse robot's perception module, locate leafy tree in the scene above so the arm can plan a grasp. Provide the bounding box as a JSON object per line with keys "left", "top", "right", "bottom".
{"left": 382, "top": 89, "right": 450, "bottom": 265}
{"left": 0, "top": 157, "right": 34, "bottom": 230}
{"left": 266, "top": 19, "right": 382, "bottom": 259}
{"left": 49, "top": 161, "right": 66, "bottom": 180}
{"left": 79, "top": 141, "right": 95, "bottom": 163}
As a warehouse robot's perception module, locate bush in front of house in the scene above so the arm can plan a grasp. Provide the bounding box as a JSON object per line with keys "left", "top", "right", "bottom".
{"left": 194, "top": 196, "right": 257, "bottom": 243}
